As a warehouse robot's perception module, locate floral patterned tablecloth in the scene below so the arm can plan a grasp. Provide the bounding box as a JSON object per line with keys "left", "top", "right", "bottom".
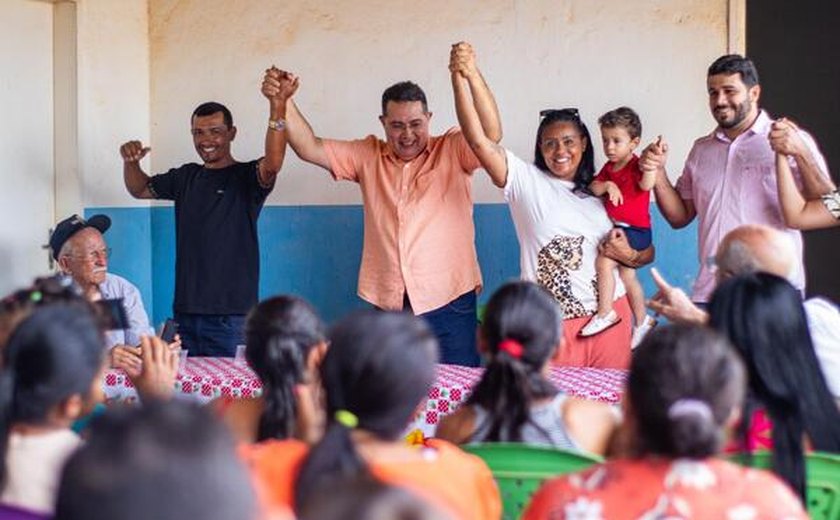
{"left": 103, "top": 357, "right": 263, "bottom": 405}
{"left": 105, "top": 360, "right": 626, "bottom": 437}
{"left": 413, "top": 364, "right": 627, "bottom": 437}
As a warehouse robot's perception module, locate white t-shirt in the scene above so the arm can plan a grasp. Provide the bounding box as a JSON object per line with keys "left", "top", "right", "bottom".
{"left": 1, "top": 429, "right": 82, "bottom": 514}
{"left": 804, "top": 297, "right": 840, "bottom": 399}
{"left": 503, "top": 150, "right": 625, "bottom": 320}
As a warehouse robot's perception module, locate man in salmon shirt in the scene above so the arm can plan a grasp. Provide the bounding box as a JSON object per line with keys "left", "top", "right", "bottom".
{"left": 266, "top": 52, "right": 502, "bottom": 366}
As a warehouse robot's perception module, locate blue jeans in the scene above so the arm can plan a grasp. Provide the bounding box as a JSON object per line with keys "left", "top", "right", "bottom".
{"left": 411, "top": 290, "right": 480, "bottom": 367}
{"left": 174, "top": 313, "right": 246, "bottom": 357}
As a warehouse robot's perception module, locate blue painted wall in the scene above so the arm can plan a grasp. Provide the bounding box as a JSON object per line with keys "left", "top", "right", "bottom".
{"left": 88, "top": 204, "right": 699, "bottom": 328}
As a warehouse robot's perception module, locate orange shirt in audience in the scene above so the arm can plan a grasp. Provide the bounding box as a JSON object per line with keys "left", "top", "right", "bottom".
{"left": 240, "top": 438, "right": 501, "bottom": 520}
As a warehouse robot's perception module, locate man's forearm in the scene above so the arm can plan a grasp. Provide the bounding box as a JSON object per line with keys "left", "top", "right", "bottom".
{"left": 285, "top": 100, "right": 329, "bottom": 169}
{"left": 609, "top": 244, "right": 655, "bottom": 269}
{"left": 124, "top": 162, "right": 152, "bottom": 199}
{"left": 653, "top": 171, "right": 693, "bottom": 228}
{"left": 260, "top": 99, "right": 290, "bottom": 181}
{"left": 795, "top": 148, "right": 835, "bottom": 199}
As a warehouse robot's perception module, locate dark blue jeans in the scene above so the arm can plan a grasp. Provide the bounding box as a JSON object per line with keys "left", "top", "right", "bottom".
{"left": 411, "top": 290, "right": 480, "bottom": 367}
{"left": 174, "top": 313, "right": 246, "bottom": 357}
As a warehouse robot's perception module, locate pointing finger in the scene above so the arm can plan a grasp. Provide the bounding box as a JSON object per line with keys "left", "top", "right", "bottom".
{"left": 650, "top": 267, "right": 672, "bottom": 293}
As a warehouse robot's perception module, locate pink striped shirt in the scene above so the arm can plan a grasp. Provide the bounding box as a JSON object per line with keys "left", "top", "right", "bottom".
{"left": 676, "top": 110, "right": 828, "bottom": 302}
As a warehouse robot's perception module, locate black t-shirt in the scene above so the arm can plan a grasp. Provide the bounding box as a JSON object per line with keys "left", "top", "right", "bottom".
{"left": 149, "top": 160, "right": 271, "bottom": 314}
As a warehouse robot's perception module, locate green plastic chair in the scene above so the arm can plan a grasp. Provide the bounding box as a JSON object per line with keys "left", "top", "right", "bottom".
{"left": 726, "top": 451, "right": 840, "bottom": 520}
{"left": 464, "top": 443, "right": 603, "bottom": 520}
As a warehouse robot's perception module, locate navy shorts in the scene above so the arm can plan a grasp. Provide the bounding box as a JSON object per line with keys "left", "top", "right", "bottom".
{"left": 617, "top": 225, "right": 652, "bottom": 251}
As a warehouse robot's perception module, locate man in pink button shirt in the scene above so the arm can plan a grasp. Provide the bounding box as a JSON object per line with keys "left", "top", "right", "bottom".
{"left": 270, "top": 64, "right": 501, "bottom": 366}
{"left": 643, "top": 54, "right": 833, "bottom": 303}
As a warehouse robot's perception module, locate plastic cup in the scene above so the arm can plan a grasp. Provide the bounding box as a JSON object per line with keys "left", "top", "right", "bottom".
{"left": 178, "top": 349, "right": 189, "bottom": 372}
{"left": 235, "top": 344, "right": 247, "bottom": 365}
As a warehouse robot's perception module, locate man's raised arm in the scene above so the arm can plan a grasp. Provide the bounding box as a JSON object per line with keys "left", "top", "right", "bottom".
{"left": 258, "top": 66, "right": 300, "bottom": 187}
{"left": 642, "top": 137, "right": 696, "bottom": 228}
{"left": 120, "top": 141, "right": 154, "bottom": 199}
{"left": 273, "top": 71, "right": 331, "bottom": 172}
{"left": 769, "top": 117, "right": 835, "bottom": 199}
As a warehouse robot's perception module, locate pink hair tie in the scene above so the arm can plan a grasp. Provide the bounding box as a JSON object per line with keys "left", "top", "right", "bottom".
{"left": 498, "top": 339, "right": 524, "bottom": 359}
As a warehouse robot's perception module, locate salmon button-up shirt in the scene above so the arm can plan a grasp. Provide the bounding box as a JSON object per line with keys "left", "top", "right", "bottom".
{"left": 323, "top": 128, "right": 483, "bottom": 314}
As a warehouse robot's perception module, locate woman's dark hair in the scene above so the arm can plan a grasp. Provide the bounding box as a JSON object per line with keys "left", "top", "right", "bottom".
{"left": 708, "top": 272, "right": 840, "bottom": 500}
{"left": 533, "top": 109, "right": 595, "bottom": 192}
{"left": 0, "top": 304, "right": 105, "bottom": 489}
{"left": 55, "top": 401, "right": 256, "bottom": 520}
{"left": 294, "top": 310, "right": 438, "bottom": 511}
{"left": 245, "top": 296, "right": 325, "bottom": 441}
{"left": 0, "top": 274, "right": 93, "bottom": 349}
{"left": 298, "top": 474, "right": 452, "bottom": 520}
{"left": 629, "top": 324, "right": 745, "bottom": 459}
{"left": 466, "top": 281, "right": 561, "bottom": 441}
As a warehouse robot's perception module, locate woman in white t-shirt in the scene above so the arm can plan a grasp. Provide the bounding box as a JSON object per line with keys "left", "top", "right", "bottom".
{"left": 450, "top": 43, "right": 631, "bottom": 368}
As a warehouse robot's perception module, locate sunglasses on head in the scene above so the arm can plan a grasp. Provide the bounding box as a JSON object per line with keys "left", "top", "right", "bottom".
{"left": 539, "top": 108, "right": 580, "bottom": 120}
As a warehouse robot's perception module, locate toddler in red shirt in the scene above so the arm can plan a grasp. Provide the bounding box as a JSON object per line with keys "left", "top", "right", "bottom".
{"left": 580, "top": 107, "right": 656, "bottom": 348}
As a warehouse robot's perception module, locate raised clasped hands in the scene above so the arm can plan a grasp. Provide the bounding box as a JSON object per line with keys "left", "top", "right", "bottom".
{"left": 768, "top": 117, "right": 806, "bottom": 157}
{"left": 449, "top": 41, "right": 478, "bottom": 79}
{"left": 262, "top": 66, "right": 300, "bottom": 105}
{"left": 639, "top": 135, "right": 668, "bottom": 174}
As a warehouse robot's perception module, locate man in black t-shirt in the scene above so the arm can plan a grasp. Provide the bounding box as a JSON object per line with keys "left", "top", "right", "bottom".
{"left": 119, "top": 68, "right": 299, "bottom": 356}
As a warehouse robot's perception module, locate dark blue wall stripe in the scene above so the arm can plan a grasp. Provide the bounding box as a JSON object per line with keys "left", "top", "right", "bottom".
{"left": 87, "top": 204, "right": 698, "bottom": 328}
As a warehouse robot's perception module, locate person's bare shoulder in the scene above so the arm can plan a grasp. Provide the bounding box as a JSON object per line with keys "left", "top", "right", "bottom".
{"left": 562, "top": 397, "right": 619, "bottom": 456}
{"left": 210, "top": 396, "right": 264, "bottom": 444}
{"left": 435, "top": 405, "right": 477, "bottom": 445}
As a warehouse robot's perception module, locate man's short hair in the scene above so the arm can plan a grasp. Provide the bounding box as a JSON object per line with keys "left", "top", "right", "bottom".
{"left": 381, "top": 81, "right": 428, "bottom": 115}
{"left": 598, "top": 106, "right": 643, "bottom": 140}
{"left": 54, "top": 401, "right": 256, "bottom": 520}
{"left": 192, "top": 101, "right": 233, "bottom": 128}
{"left": 707, "top": 54, "right": 760, "bottom": 88}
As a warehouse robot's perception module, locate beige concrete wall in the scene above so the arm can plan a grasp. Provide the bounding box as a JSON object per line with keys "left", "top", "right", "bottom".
{"left": 147, "top": 0, "right": 729, "bottom": 205}
{"left": 76, "top": 0, "right": 150, "bottom": 207}
{"left": 0, "top": 1, "right": 55, "bottom": 293}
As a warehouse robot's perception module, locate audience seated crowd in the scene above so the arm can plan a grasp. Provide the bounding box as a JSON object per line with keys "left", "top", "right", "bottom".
{"left": 240, "top": 310, "right": 501, "bottom": 519}
{"left": 524, "top": 325, "right": 808, "bottom": 519}
{"left": 211, "top": 295, "right": 327, "bottom": 445}
{"left": 436, "top": 281, "right": 617, "bottom": 455}
{"left": 54, "top": 401, "right": 257, "bottom": 520}
{"left": 708, "top": 272, "right": 840, "bottom": 499}
{"left": 0, "top": 304, "right": 106, "bottom": 515}
{"left": 2, "top": 38, "right": 840, "bottom": 520}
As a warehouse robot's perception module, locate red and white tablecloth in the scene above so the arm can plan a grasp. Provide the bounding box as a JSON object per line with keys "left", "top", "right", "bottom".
{"left": 104, "top": 360, "right": 625, "bottom": 436}
{"left": 410, "top": 364, "right": 627, "bottom": 436}
{"left": 103, "top": 357, "right": 263, "bottom": 405}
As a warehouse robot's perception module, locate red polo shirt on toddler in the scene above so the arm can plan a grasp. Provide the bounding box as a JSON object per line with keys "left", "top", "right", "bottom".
{"left": 594, "top": 154, "right": 651, "bottom": 229}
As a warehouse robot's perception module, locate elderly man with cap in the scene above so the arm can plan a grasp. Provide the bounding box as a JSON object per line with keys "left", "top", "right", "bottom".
{"left": 50, "top": 214, "right": 154, "bottom": 371}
